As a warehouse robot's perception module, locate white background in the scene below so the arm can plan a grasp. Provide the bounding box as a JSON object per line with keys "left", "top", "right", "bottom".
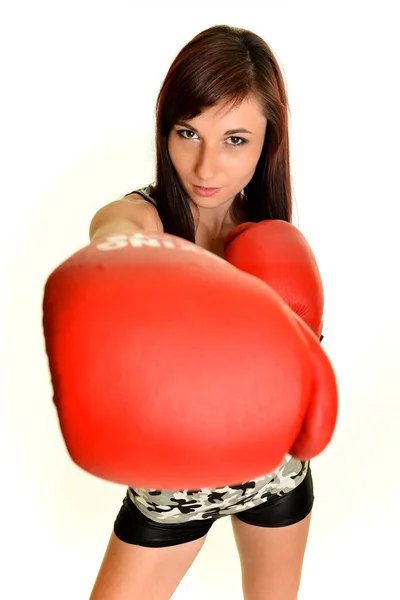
{"left": 1, "top": 1, "right": 399, "bottom": 598}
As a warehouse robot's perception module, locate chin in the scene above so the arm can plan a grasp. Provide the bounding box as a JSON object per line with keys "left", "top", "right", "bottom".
{"left": 192, "top": 198, "right": 225, "bottom": 209}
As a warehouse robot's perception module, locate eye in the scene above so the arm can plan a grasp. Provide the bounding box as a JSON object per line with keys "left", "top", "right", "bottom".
{"left": 176, "top": 129, "right": 248, "bottom": 147}
{"left": 177, "top": 129, "right": 198, "bottom": 140}
{"left": 226, "top": 136, "right": 247, "bottom": 147}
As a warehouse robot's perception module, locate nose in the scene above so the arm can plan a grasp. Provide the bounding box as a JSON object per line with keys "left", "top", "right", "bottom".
{"left": 194, "top": 143, "right": 220, "bottom": 182}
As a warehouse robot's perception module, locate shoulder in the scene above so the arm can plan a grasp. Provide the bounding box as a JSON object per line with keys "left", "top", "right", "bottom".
{"left": 121, "top": 183, "right": 163, "bottom": 233}
{"left": 123, "top": 184, "right": 158, "bottom": 210}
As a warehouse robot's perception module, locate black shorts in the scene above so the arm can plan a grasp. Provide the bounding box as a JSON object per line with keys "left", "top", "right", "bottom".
{"left": 113, "top": 467, "right": 314, "bottom": 548}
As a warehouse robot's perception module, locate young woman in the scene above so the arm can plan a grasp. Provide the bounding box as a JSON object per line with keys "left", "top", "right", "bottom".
{"left": 89, "top": 24, "right": 314, "bottom": 600}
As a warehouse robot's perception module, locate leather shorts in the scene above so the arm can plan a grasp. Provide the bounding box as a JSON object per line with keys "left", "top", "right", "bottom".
{"left": 113, "top": 466, "right": 314, "bottom": 548}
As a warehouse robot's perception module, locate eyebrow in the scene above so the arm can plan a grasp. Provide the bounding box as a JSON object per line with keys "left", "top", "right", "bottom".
{"left": 175, "top": 120, "right": 253, "bottom": 136}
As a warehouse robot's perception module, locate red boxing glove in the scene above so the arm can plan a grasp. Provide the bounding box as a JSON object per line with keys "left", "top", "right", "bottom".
{"left": 43, "top": 232, "right": 337, "bottom": 489}
{"left": 287, "top": 313, "right": 337, "bottom": 459}
{"left": 224, "top": 220, "right": 324, "bottom": 338}
{"left": 224, "top": 220, "right": 335, "bottom": 459}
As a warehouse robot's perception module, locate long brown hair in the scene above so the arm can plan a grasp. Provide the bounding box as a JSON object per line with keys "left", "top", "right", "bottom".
{"left": 151, "top": 24, "right": 292, "bottom": 242}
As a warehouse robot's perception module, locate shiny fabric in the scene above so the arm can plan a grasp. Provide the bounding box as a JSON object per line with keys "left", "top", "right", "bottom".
{"left": 114, "top": 467, "right": 314, "bottom": 547}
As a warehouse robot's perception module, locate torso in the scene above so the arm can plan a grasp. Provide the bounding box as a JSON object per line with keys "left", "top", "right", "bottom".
{"left": 124, "top": 184, "right": 309, "bottom": 524}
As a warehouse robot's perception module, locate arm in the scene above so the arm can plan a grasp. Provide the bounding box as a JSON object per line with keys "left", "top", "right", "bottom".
{"left": 89, "top": 194, "right": 164, "bottom": 241}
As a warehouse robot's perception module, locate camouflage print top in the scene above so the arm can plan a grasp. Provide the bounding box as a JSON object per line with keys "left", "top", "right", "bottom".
{"left": 124, "top": 185, "right": 308, "bottom": 525}
{"left": 128, "top": 456, "right": 309, "bottom": 524}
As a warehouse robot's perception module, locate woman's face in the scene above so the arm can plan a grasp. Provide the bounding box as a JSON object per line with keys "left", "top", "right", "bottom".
{"left": 168, "top": 96, "right": 267, "bottom": 212}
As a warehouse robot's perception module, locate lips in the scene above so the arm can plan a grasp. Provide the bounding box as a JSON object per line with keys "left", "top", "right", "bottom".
{"left": 195, "top": 185, "right": 219, "bottom": 190}
{"left": 192, "top": 185, "right": 221, "bottom": 197}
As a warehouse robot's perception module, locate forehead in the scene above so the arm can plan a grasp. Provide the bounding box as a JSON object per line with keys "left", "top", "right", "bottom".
{"left": 192, "top": 96, "right": 266, "bottom": 129}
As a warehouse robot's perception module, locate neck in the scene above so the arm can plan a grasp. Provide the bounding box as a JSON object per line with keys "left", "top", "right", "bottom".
{"left": 192, "top": 194, "right": 247, "bottom": 237}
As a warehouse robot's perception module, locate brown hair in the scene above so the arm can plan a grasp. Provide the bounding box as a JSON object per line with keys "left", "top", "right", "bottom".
{"left": 151, "top": 24, "right": 292, "bottom": 242}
